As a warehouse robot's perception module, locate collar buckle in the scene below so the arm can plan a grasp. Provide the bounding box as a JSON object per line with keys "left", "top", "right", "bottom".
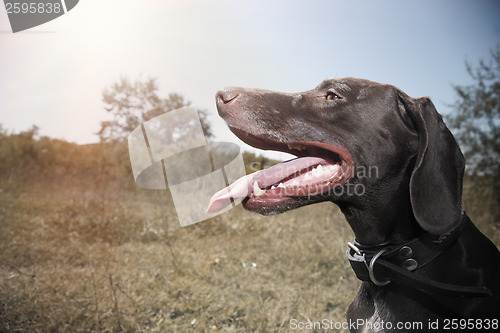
{"left": 348, "top": 242, "right": 391, "bottom": 286}
{"left": 347, "top": 242, "right": 362, "bottom": 256}
{"left": 368, "top": 249, "right": 391, "bottom": 286}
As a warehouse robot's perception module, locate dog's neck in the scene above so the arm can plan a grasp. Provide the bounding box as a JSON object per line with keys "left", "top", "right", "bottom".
{"left": 336, "top": 191, "right": 422, "bottom": 246}
{"left": 337, "top": 159, "right": 422, "bottom": 245}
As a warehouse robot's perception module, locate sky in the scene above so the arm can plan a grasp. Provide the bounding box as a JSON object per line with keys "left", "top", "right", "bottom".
{"left": 1, "top": 0, "right": 499, "bottom": 159}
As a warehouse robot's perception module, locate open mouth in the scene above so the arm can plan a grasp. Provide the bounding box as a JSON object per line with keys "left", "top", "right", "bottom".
{"left": 206, "top": 128, "right": 354, "bottom": 214}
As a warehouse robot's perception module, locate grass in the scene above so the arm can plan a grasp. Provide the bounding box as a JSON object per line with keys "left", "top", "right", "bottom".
{"left": 0, "top": 177, "right": 360, "bottom": 332}
{"left": 1, "top": 175, "right": 498, "bottom": 332}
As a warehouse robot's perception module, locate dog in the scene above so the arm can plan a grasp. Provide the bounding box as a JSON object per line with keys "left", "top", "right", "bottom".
{"left": 207, "top": 78, "right": 500, "bottom": 332}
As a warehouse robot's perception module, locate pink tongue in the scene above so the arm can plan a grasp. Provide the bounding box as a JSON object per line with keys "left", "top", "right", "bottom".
{"left": 206, "top": 157, "right": 328, "bottom": 214}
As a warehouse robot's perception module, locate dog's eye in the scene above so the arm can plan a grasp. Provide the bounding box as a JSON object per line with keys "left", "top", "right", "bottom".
{"left": 326, "top": 91, "right": 341, "bottom": 100}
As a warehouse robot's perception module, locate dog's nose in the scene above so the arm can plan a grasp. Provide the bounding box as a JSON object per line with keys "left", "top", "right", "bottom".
{"left": 216, "top": 88, "right": 240, "bottom": 104}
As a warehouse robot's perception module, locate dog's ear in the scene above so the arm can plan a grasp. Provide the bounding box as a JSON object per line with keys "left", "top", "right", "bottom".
{"left": 397, "top": 90, "right": 465, "bottom": 234}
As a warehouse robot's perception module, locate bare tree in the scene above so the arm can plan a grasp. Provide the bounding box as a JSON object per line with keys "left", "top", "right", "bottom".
{"left": 98, "top": 77, "right": 212, "bottom": 142}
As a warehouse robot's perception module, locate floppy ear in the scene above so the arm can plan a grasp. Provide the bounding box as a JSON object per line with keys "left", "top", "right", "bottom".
{"left": 398, "top": 91, "right": 465, "bottom": 234}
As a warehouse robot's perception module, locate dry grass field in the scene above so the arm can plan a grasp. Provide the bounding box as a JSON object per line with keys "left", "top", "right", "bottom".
{"left": 0, "top": 176, "right": 362, "bottom": 332}
{"left": 0, "top": 136, "right": 498, "bottom": 332}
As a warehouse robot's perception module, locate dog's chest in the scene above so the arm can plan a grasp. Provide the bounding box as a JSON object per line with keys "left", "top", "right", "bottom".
{"left": 358, "top": 291, "right": 397, "bottom": 333}
{"left": 362, "top": 302, "right": 385, "bottom": 333}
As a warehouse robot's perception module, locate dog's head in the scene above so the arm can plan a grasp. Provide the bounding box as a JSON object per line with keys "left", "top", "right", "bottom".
{"left": 207, "top": 78, "right": 464, "bottom": 237}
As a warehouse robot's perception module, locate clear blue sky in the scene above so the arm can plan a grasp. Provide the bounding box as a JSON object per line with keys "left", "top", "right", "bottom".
{"left": 1, "top": 0, "right": 499, "bottom": 158}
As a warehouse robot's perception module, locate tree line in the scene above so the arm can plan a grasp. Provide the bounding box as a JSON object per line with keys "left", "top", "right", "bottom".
{"left": 1, "top": 47, "right": 498, "bottom": 224}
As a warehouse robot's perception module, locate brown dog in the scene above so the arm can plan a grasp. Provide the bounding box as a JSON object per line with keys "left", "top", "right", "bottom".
{"left": 208, "top": 78, "right": 500, "bottom": 332}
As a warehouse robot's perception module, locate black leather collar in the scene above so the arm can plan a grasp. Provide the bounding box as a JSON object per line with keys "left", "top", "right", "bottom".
{"left": 346, "top": 213, "right": 492, "bottom": 298}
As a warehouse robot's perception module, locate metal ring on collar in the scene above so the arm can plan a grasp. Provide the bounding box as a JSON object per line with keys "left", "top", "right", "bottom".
{"left": 367, "top": 249, "right": 391, "bottom": 286}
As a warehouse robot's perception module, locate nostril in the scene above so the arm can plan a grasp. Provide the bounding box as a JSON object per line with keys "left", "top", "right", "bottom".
{"left": 216, "top": 88, "right": 239, "bottom": 104}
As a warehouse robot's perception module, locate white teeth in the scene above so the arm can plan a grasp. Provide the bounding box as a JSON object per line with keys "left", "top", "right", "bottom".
{"left": 311, "top": 164, "right": 324, "bottom": 177}
{"left": 263, "top": 164, "right": 342, "bottom": 192}
{"left": 302, "top": 164, "right": 341, "bottom": 181}
{"left": 256, "top": 165, "right": 342, "bottom": 195}
{"left": 253, "top": 181, "right": 265, "bottom": 197}
{"left": 316, "top": 164, "right": 324, "bottom": 176}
